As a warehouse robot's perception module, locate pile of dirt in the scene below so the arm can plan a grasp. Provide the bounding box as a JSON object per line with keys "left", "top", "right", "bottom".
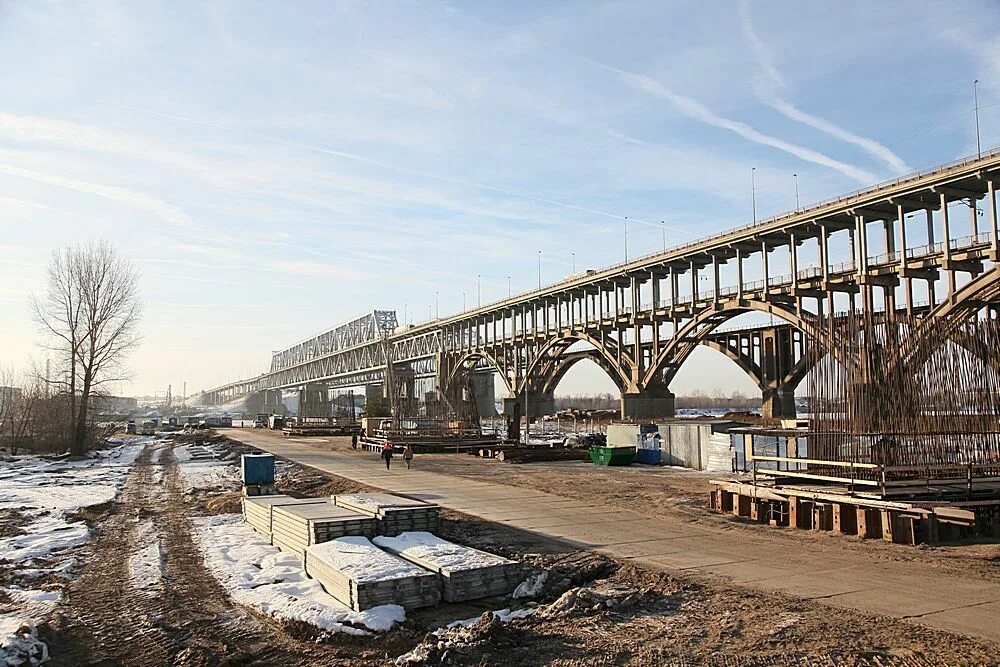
{"left": 275, "top": 466, "right": 375, "bottom": 498}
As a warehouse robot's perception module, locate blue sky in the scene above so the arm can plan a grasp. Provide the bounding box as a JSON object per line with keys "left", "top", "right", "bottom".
{"left": 2, "top": 0, "right": 999, "bottom": 400}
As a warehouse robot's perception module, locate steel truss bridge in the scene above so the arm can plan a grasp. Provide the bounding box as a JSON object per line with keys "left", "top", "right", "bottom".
{"left": 197, "top": 148, "right": 1000, "bottom": 419}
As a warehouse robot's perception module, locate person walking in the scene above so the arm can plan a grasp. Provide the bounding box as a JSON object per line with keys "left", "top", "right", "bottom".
{"left": 403, "top": 444, "right": 414, "bottom": 469}
{"left": 382, "top": 442, "right": 394, "bottom": 470}
{"left": 351, "top": 433, "right": 358, "bottom": 450}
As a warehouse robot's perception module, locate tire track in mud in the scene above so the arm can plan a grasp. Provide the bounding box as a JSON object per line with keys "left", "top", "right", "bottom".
{"left": 46, "top": 442, "right": 347, "bottom": 666}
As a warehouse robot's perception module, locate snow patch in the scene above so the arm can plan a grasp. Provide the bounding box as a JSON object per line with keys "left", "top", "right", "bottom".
{"left": 175, "top": 445, "right": 240, "bottom": 494}
{"left": 0, "top": 616, "right": 49, "bottom": 667}
{"left": 373, "top": 532, "right": 513, "bottom": 573}
{"left": 191, "top": 514, "right": 405, "bottom": 634}
{"left": 513, "top": 572, "right": 548, "bottom": 599}
{"left": 308, "top": 537, "right": 430, "bottom": 583}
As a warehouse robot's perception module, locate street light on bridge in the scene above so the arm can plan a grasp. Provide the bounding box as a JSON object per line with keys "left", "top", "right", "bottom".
{"left": 537, "top": 250, "right": 541, "bottom": 289}
{"left": 794, "top": 173, "right": 800, "bottom": 211}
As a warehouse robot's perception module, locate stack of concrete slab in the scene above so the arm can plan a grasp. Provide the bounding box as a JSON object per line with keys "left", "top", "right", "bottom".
{"left": 271, "top": 501, "right": 376, "bottom": 558}
{"left": 374, "top": 532, "right": 521, "bottom": 602}
{"left": 305, "top": 537, "right": 441, "bottom": 611}
{"left": 241, "top": 495, "right": 327, "bottom": 538}
{"left": 334, "top": 493, "right": 439, "bottom": 536}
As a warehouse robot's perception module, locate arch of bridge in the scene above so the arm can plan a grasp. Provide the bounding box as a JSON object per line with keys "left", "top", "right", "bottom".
{"left": 521, "top": 332, "right": 632, "bottom": 396}
{"left": 537, "top": 349, "right": 627, "bottom": 396}
{"left": 445, "top": 348, "right": 514, "bottom": 395}
{"left": 643, "top": 297, "right": 840, "bottom": 390}
{"left": 895, "top": 265, "right": 1000, "bottom": 372}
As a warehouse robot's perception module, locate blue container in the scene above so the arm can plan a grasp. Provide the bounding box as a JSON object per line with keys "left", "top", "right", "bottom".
{"left": 241, "top": 454, "right": 275, "bottom": 485}
{"left": 634, "top": 448, "right": 660, "bottom": 465}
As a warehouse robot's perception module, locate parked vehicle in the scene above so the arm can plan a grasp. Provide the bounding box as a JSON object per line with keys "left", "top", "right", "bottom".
{"left": 253, "top": 414, "right": 269, "bottom": 428}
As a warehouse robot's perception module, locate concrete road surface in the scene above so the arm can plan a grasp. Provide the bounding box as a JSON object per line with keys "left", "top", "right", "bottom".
{"left": 226, "top": 429, "right": 1000, "bottom": 643}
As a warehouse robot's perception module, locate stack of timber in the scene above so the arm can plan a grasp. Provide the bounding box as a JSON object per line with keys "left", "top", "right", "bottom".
{"left": 241, "top": 495, "right": 327, "bottom": 539}
{"left": 305, "top": 537, "right": 441, "bottom": 611}
{"left": 271, "top": 501, "right": 376, "bottom": 558}
{"left": 374, "top": 532, "right": 522, "bottom": 602}
{"left": 334, "top": 493, "right": 439, "bottom": 536}
{"left": 469, "top": 446, "right": 589, "bottom": 463}
{"left": 282, "top": 422, "right": 360, "bottom": 437}
{"left": 709, "top": 479, "right": 1000, "bottom": 545}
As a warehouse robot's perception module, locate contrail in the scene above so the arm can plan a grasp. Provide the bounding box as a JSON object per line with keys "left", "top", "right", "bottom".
{"left": 739, "top": 0, "right": 911, "bottom": 174}
{"left": 113, "top": 103, "right": 697, "bottom": 236}
{"left": 592, "top": 61, "right": 879, "bottom": 184}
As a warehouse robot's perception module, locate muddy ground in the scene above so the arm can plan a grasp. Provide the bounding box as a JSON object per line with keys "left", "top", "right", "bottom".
{"left": 11, "top": 433, "right": 1000, "bottom": 666}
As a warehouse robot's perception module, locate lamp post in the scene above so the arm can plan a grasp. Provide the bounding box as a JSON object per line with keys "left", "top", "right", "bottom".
{"left": 507, "top": 275, "right": 511, "bottom": 298}
{"left": 537, "top": 250, "right": 541, "bottom": 289}
{"left": 974, "top": 79, "right": 981, "bottom": 158}
{"left": 751, "top": 167, "right": 757, "bottom": 224}
{"left": 661, "top": 220, "right": 666, "bottom": 251}
{"left": 435, "top": 291, "right": 439, "bottom": 318}
{"left": 572, "top": 252, "right": 576, "bottom": 273}
{"left": 794, "top": 173, "right": 800, "bottom": 211}
{"left": 463, "top": 291, "right": 466, "bottom": 311}
{"left": 477, "top": 274, "right": 481, "bottom": 307}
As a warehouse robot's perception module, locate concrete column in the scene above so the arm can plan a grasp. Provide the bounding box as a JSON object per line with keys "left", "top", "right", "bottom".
{"left": 621, "top": 388, "right": 675, "bottom": 420}
{"left": 971, "top": 195, "right": 979, "bottom": 237}
{"left": 989, "top": 179, "right": 998, "bottom": 261}
{"left": 690, "top": 261, "right": 697, "bottom": 303}
{"left": 761, "top": 241, "right": 770, "bottom": 296}
{"left": 789, "top": 233, "right": 798, "bottom": 284}
{"left": 897, "top": 205, "right": 907, "bottom": 270}
{"left": 712, "top": 255, "right": 720, "bottom": 304}
{"left": 761, "top": 388, "right": 796, "bottom": 420}
{"left": 926, "top": 209, "right": 935, "bottom": 245}
{"left": 884, "top": 219, "right": 895, "bottom": 255}
{"left": 300, "top": 383, "right": 331, "bottom": 418}
{"left": 503, "top": 390, "right": 554, "bottom": 418}
{"left": 736, "top": 247, "right": 744, "bottom": 301}
{"left": 941, "top": 193, "right": 955, "bottom": 299}
{"left": 820, "top": 225, "right": 829, "bottom": 282}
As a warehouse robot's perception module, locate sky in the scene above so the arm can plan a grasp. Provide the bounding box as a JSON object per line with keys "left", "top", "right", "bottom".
{"left": 2, "top": 0, "right": 1000, "bottom": 401}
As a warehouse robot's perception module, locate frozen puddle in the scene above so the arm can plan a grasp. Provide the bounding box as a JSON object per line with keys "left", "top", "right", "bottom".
{"left": 191, "top": 514, "right": 405, "bottom": 635}
{"left": 129, "top": 522, "right": 165, "bottom": 597}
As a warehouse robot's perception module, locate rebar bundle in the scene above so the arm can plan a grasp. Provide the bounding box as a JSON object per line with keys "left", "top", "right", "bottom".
{"left": 807, "top": 309, "right": 1000, "bottom": 485}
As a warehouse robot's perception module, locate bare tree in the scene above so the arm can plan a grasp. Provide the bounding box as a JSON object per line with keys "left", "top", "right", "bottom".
{"left": 0, "top": 366, "right": 43, "bottom": 456}
{"left": 33, "top": 241, "right": 141, "bottom": 455}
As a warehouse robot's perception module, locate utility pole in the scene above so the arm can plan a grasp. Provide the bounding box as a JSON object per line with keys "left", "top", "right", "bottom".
{"left": 974, "top": 79, "right": 981, "bottom": 158}
{"left": 751, "top": 167, "right": 757, "bottom": 224}
{"left": 624, "top": 216, "right": 629, "bottom": 261}
{"left": 794, "top": 173, "right": 800, "bottom": 211}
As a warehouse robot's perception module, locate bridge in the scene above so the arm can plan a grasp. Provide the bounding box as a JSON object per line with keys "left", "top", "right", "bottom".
{"left": 195, "top": 148, "right": 1000, "bottom": 419}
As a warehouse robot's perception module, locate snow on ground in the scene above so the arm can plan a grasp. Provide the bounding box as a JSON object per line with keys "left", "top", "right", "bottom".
{"left": 191, "top": 514, "right": 405, "bottom": 634}
{"left": 174, "top": 444, "right": 240, "bottom": 494}
{"left": 373, "top": 532, "right": 514, "bottom": 572}
{"left": 0, "top": 442, "right": 144, "bottom": 665}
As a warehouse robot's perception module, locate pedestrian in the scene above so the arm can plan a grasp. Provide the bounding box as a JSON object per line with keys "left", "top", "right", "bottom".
{"left": 382, "top": 442, "right": 394, "bottom": 470}
{"left": 403, "top": 444, "right": 413, "bottom": 469}
{"left": 351, "top": 433, "right": 358, "bottom": 450}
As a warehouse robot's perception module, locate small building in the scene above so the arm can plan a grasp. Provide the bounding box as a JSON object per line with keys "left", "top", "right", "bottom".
{"left": 607, "top": 420, "right": 739, "bottom": 471}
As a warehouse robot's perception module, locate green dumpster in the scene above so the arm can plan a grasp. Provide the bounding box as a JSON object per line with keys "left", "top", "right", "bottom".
{"left": 589, "top": 445, "right": 636, "bottom": 466}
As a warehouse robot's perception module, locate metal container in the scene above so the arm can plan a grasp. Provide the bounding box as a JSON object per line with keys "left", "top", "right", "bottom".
{"left": 241, "top": 453, "right": 276, "bottom": 485}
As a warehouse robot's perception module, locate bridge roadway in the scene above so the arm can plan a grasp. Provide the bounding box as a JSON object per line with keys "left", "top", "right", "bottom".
{"left": 228, "top": 428, "right": 1000, "bottom": 643}
{"left": 200, "top": 147, "right": 1000, "bottom": 419}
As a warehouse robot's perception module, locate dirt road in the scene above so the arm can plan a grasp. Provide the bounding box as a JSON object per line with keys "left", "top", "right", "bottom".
{"left": 226, "top": 428, "right": 1000, "bottom": 645}
{"left": 43, "top": 442, "right": 347, "bottom": 666}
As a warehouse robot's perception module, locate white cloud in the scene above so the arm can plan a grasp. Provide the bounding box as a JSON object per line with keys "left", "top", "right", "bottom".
{"left": 738, "top": 0, "right": 912, "bottom": 175}
{"left": 0, "top": 161, "right": 194, "bottom": 227}
{"left": 595, "top": 60, "right": 880, "bottom": 184}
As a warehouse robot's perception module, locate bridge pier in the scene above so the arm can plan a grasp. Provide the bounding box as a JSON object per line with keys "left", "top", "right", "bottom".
{"left": 761, "top": 388, "right": 796, "bottom": 420}
{"left": 503, "top": 390, "right": 555, "bottom": 419}
{"left": 621, "top": 388, "right": 675, "bottom": 420}
{"left": 299, "top": 383, "right": 331, "bottom": 418}
{"left": 244, "top": 389, "right": 284, "bottom": 416}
